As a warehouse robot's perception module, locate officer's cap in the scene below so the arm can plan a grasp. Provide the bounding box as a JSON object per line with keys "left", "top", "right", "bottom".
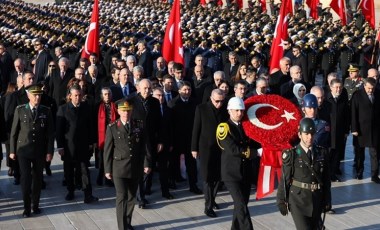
{"left": 347, "top": 64, "right": 360, "bottom": 72}
{"left": 25, "top": 84, "right": 44, "bottom": 95}
{"left": 227, "top": 97, "right": 245, "bottom": 110}
{"left": 116, "top": 99, "right": 133, "bottom": 111}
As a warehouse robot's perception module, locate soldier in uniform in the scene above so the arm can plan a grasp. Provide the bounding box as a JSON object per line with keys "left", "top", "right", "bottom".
{"left": 320, "top": 38, "right": 338, "bottom": 86}
{"left": 343, "top": 64, "right": 363, "bottom": 101}
{"left": 104, "top": 99, "right": 152, "bottom": 230}
{"left": 216, "top": 97, "right": 258, "bottom": 230}
{"left": 277, "top": 118, "right": 331, "bottom": 230}
{"left": 9, "top": 84, "right": 54, "bottom": 218}
{"left": 339, "top": 37, "right": 357, "bottom": 82}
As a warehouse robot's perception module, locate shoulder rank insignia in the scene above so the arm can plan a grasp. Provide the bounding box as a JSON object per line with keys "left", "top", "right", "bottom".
{"left": 216, "top": 123, "right": 229, "bottom": 141}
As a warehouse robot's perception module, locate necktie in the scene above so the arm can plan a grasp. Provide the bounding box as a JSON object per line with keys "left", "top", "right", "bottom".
{"left": 334, "top": 97, "right": 337, "bottom": 103}
{"left": 125, "top": 122, "right": 130, "bottom": 132}
{"left": 369, "top": 95, "right": 374, "bottom": 104}
{"left": 61, "top": 72, "right": 65, "bottom": 79}
{"left": 307, "top": 149, "right": 312, "bottom": 161}
{"left": 160, "top": 105, "right": 164, "bottom": 116}
{"left": 123, "top": 86, "right": 128, "bottom": 97}
{"left": 166, "top": 93, "right": 172, "bottom": 102}
{"left": 32, "top": 107, "right": 37, "bottom": 120}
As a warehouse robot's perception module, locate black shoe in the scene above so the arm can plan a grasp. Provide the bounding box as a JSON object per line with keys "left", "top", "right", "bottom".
{"left": 371, "top": 176, "right": 380, "bottom": 184}
{"left": 104, "top": 179, "right": 114, "bottom": 187}
{"left": 204, "top": 209, "right": 217, "bottom": 218}
{"left": 212, "top": 202, "right": 220, "bottom": 210}
{"left": 162, "top": 192, "right": 174, "bottom": 200}
{"left": 46, "top": 167, "right": 52, "bottom": 176}
{"left": 357, "top": 173, "right": 363, "bottom": 180}
{"left": 41, "top": 180, "right": 46, "bottom": 190}
{"left": 126, "top": 224, "right": 135, "bottom": 230}
{"left": 138, "top": 199, "right": 148, "bottom": 209}
{"left": 76, "top": 184, "right": 82, "bottom": 190}
{"left": 335, "top": 169, "right": 342, "bottom": 175}
{"left": 96, "top": 177, "right": 103, "bottom": 186}
{"left": 22, "top": 210, "right": 31, "bottom": 218}
{"left": 13, "top": 178, "right": 20, "bottom": 185}
{"left": 189, "top": 186, "right": 202, "bottom": 195}
{"left": 84, "top": 196, "right": 99, "bottom": 204}
{"left": 65, "top": 192, "right": 75, "bottom": 201}
{"left": 331, "top": 175, "right": 341, "bottom": 182}
{"left": 33, "top": 207, "right": 42, "bottom": 214}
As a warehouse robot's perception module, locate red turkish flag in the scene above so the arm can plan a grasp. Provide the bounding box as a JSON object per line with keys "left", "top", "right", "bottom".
{"left": 376, "top": 30, "right": 380, "bottom": 42}
{"left": 306, "top": 0, "right": 319, "bottom": 19}
{"left": 242, "top": 95, "right": 302, "bottom": 199}
{"left": 162, "top": 0, "right": 184, "bottom": 65}
{"left": 357, "top": 0, "right": 375, "bottom": 29}
{"left": 260, "top": 0, "right": 267, "bottom": 12}
{"left": 268, "top": 0, "right": 292, "bottom": 73}
{"left": 81, "top": 0, "right": 100, "bottom": 59}
{"left": 330, "top": 0, "right": 347, "bottom": 26}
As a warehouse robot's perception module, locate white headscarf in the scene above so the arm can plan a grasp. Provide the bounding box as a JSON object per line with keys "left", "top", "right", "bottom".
{"left": 293, "top": 83, "right": 306, "bottom": 104}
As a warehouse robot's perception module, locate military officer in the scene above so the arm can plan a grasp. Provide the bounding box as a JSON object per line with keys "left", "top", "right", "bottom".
{"left": 339, "top": 37, "right": 357, "bottom": 81}
{"left": 277, "top": 118, "right": 331, "bottom": 230}
{"left": 217, "top": 97, "right": 257, "bottom": 230}
{"left": 9, "top": 84, "right": 54, "bottom": 218}
{"left": 104, "top": 99, "right": 152, "bottom": 230}
{"left": 343, "top": 64, "right": 363, "bottom": 101}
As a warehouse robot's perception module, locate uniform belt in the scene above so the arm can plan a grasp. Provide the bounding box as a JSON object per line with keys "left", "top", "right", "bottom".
{"left": 292, "top": 180, "right": 321, "bottom": 191}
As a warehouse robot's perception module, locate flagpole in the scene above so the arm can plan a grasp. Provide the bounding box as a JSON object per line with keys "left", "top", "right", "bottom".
{"left": 370, "top": 29, "right": 380, "bottom": 65}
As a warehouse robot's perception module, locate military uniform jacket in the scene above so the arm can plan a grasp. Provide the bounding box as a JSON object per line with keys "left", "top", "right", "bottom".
{"left": 277, "top": 145, "right": 331, "bottom": 217}
{"left": 344, "top": 77, "right": 363, "bottom": 101}
{"left": 103, "top": 119, "right": 152, "bottom": 179}
{"left": 217, "top": 119, "right": 255, "bottom": 183}
{"left": 10, "top": 104, "right": 54, "bottom": 159}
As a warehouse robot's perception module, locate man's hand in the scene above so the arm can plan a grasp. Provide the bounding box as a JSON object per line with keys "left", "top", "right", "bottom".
{"left": 157, "top": 143, "right": 163, "bottom": 153}
{"left": 105, "top": 173, "right": 112, "bottom": 180}
{"left": 58, "top": 149, "right": 64, "bottom": 156}
{"left": 278, "top": 202, "right": 288, "bottom": 216}
{"left": 191, "top": 151, "right": 198, "bottom": 159}
{"left": 46, "top": 153, "right": 53, "bottom": 162}
{"left": 9, "top": 153, "right": 16, "bottom": 160}
{"left": 144, "top": 167, "right": 151, "bottom": 174}
{"left": 352, "top": 132, "right": 358, "bottom": 136}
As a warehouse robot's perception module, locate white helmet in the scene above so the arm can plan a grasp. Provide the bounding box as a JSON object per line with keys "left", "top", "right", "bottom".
{"left": 227, "top": 97, "right": 245, "bottom": 110}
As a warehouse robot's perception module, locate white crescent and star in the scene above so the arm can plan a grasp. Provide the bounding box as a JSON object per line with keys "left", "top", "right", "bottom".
{"left": 247, "top": 103, "right": 296, "bottom": 130}
{"left": 363, "top": 0, "right": 369, "bottom": 11}
{"left": 84, "top": 22, "right": 97, "bottom": 55}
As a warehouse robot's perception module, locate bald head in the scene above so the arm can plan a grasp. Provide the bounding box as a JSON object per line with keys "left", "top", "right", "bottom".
{"left": 368, "top": 68, "right": 379, "bottom": 80}
{"left": 310, "top": 86, "right": 324, "bottom": 107}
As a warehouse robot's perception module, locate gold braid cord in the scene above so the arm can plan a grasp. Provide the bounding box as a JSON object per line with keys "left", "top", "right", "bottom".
{"left": 216, "top": 123, "right": 229, "bottom": 150}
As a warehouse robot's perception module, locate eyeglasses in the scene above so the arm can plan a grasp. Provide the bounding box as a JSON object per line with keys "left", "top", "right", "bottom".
{"left": 34, "top": 43, "right": 41, "bottom": 46}
{"left": 212, "top": 98, "right": 224, "bottom": 103}
{"left": 49, "top": 65, "right": 56, "bottom": 67}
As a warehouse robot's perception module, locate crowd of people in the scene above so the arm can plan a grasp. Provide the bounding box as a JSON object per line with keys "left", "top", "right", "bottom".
{"left": 1, "top": 0, "right": 380, "bottom": 229}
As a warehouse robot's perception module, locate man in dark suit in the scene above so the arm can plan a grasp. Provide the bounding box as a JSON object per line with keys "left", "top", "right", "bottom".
{"left": 152, "top": 57, "right": 168, "bottom": 79}
{"left": 48, "top": 57, "right": 74, "bottom": 106}
{"left": 110, "top": 68, "right": 136, "bottom": 102}
{"left": 104, "top": 99, "right": 152, "bottom": 230}
{"left": 223, "top": 51, "right": 240, "bottom": 84}
{"left": 251, "top": 56, "right": 268, "bottom": 77}
{"left": 269, "top": 57, "right": 291, "bottom": 95}
{"left": 351, "top": 78, "right": 380, "bottom": 182}
{"left": 136, "top": 40, "right": 153, "bottom": 78}
{"left": 9, "top": 84, "right": 54, "bottom": 218}
{"left": 56, "top": 85, "right": 98, "bottom": 203}
{"left": 280, "top": 65, "right": 310, "bottom": 99}
{"left": 192, "top": 89, "right": 228, "bottom": 218}
{"left": 320, "top": 39, "right": 338, "bottom": 86}
{"left": 129, "top": 79, "right": 162, "bottom": 208}
{"left": 0, "top": 43, "right": 14, "bottom": 92}
{"left": 216, "top": 97, "right": 257, "bottom": 230}
{"left": 168, "top": 81, "right": 202, "bottom": 194}
{"left": 162, "top": 75, "right": 178, "bottom": 103}
{"left": 33, "top": 39, "right": 52, "bottom": 83}
{"left": 324, "top": 79, "right": 350, "bottom": 181}
{"left": 9, "top": 58, "right": 28, "bottom": 85}
{"left": 291, "top": 45, "right": 308, "bottom": 83}
{"left": 152, "top": 87, "right": 174, "bottom": 199}
{"left": 86, "top": 65, "right": 105, "bottom": 103}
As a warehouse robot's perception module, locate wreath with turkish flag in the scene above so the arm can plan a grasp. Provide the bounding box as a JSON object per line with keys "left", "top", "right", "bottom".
{"left": 242, "top": 94, "right": 302, "bottom": 199}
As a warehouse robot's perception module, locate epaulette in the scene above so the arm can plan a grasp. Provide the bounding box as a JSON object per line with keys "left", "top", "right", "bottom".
{"left": 216, "top": 122, "right": 230, "bottom": 150}
{"left": 108, "top": 121, "right": 116, "bottom": 127}
{"left": 282, "top": 147, "right": 295, "bottom": 165}
{"left": 16, "top": 104, "right": 26, "bottom": 109}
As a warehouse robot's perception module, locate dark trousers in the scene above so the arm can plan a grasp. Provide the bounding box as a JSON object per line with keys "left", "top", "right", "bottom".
{"left": 307, "top": 68, "right": 317, "bottom": 86}
{"left": 157, "top": 150, "right": 170, "bottom": 195}
{"left": 6, "top": 142, "right": 20, "bottom": 180}
{"left": 169, "top": 151, "right": 198, "bottom": 188}
{"left": 355, "top": 147, "right": 378, "bottom": 177}
{"left": 224, "top": 181, "right": 253, "bottom": 230}
{"left": 291, "top": 208, "right": 321, "bottom": 230}
{"left": 203, "top": 181, "right": 220, "bottom": 210}
{"left": 136, "top": 174, "right": 147, "bottom": 203}
{"left": 64, "top": 160, "right": 93, "bottom": 197}
{"left": 18, "top": 155, "right": 44, "bottom": 211}
{"left": 113, "top": 177, "right": 139, "bottom": 230}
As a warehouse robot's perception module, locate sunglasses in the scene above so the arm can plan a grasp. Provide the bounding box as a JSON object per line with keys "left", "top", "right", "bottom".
{"left": 49, "top": 65, "right": 56, "bottom": 67}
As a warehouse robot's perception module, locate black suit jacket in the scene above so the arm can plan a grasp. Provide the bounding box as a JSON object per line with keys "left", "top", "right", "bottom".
{"left": 137, "top": 50, "right": 153, "bottom": 78}
{"left": 56, "top": 102, "right": 95, "bottom": 161}
{"left": 223, "top": 63, "right": 239, "bottom": 83}
{"left": 168, "top": 95, "right": 196, "bottom": 153}
{"left": 48, "top": 68, "right": 74, "bottom": 106}
{"left": 191, "top": 101, "right": 228, "bottom": 182}
{"left": 269, "top": 70, "right": 291, "bottom": 95}
{"left": 35, "top": 50, "right": 53, "bottom": 83}
{"left": 110, "top": 82, "right": 137, "bottom": 102}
